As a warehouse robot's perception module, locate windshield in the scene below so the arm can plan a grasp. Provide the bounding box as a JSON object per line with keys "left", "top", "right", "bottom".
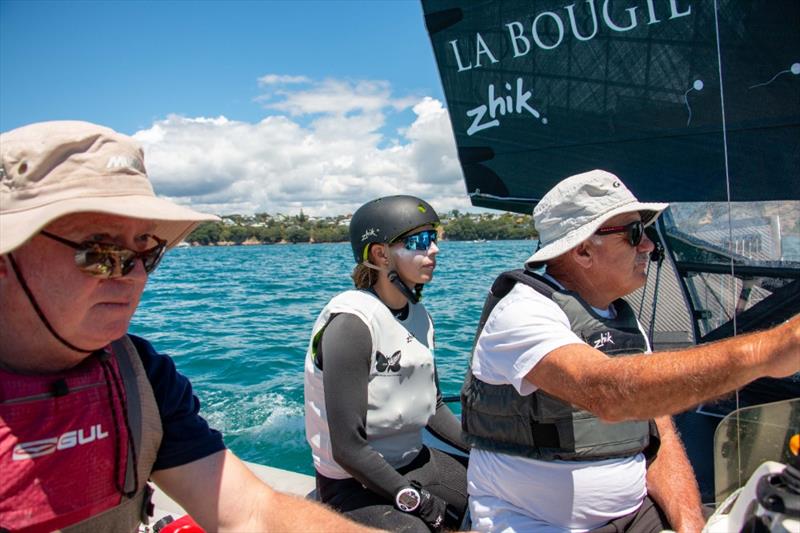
{"left": 713, "top": 398, "right": 800, "bottom": 503}
{"left": 664, "top": 201, "right": 800, "bottom": 338}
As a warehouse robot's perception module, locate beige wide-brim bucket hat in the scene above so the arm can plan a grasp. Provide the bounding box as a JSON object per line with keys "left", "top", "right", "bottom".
{"left": 525, "top": 169, "right": 668, "bottom": 268}
{"left": 0, "top": 120, "right": 219, "bottom": 255}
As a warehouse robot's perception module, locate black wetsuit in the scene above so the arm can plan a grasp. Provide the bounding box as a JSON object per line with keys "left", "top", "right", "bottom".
{"left": 314, "top": 309, "right": 469, "bottom": 532}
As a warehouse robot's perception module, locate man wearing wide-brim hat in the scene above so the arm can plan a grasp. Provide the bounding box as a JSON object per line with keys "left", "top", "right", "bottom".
{"left": 461, "top": 169, "right": 800, "bottom": 533}
{"left": 0, "top": 120, "right": 377, "bottom": 532}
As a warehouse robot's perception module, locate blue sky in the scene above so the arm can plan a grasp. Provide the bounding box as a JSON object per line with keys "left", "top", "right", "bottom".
{"left": 1, "top": 0, "right": 467, "bottom": 216}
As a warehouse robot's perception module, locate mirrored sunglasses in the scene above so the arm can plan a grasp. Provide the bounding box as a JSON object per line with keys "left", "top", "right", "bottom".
{"left": 400, "top": 229, "right": 438, "bottom": 251}
{"left": 595, "top": 220, "right": 644, "bottom": 247}
{"left": 40, "top": 231, "right": 167, "bottom": 278}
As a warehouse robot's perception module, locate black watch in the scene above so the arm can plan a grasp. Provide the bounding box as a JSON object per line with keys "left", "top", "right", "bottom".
{"left": 395, "top": 485, "right": 422, "bottom": 513}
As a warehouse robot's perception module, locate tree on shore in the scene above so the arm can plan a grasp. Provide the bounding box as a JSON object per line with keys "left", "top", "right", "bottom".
{"left": 184, "top": 211, "right": 537, "bottom": 246}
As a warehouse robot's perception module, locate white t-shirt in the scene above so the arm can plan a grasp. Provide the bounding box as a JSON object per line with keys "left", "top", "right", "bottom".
{"left": 468, "top": 280, "right": 648, "bottom": 532}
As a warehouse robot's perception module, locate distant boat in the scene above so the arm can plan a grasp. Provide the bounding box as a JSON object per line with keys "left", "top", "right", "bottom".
{"left": 176, "top": 241, "right": 191, "bottom": 248}
{"left": 471, "top": 239, "right": 487, "bottom": 243}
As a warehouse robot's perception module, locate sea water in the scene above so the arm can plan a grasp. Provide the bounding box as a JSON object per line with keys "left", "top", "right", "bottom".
{"left": 129, "top": 240, "right": 535, "bottom": 475}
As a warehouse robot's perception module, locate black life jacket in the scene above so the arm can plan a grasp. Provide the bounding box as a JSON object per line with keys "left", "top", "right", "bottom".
{"left": 461, "top": 270, "right": 659, "bottom": 462}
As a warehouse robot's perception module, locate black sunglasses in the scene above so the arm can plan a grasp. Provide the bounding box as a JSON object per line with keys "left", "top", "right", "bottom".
{"left": 41, "top": 231, "right": 167, "bottom": 278}
{"left": 595, "top": 220, "right": 644, "bottom": 247}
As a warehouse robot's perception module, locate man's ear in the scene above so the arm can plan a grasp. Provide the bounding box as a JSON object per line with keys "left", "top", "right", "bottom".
{"left": 570, "top": 241, "right": 594, "bottom": 269}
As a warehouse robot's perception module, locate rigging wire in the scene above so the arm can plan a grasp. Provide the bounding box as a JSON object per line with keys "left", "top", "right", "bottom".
{"left": 712, "top": 0, "right": 742, "bottom": 492}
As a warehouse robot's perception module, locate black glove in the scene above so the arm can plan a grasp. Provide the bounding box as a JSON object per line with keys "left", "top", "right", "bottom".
{"left": 416, "top": 486, "right": 447, "bottom": 532}
{"left": 395, "top": 482, "right": 448, "bottom": 532}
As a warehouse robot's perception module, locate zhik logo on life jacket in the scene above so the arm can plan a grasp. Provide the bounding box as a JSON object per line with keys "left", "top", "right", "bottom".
{"left": 593, "top": 332, "right": 615, "bottom": 349}
{"left": 12, "top": 424, "right": 109, "bottom": 460}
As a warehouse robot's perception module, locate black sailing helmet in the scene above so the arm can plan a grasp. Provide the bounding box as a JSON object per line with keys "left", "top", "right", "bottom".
{"left": 349, "top": 195, "right": 440, "bottom": 264}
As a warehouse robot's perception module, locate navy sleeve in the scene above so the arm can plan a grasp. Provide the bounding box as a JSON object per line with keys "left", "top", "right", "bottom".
{"left": 130, "top": 335, "right": 226, "bottom": 471}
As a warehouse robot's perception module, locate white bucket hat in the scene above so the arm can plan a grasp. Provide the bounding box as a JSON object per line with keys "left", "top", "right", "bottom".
{"left": 525, "top": 169, "right": 668, "bottom": 267}
{"left": 0, "top": 120, "right": 219, "bottom": 255}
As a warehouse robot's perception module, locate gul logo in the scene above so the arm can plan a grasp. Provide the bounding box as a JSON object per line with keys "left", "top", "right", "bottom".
{"left": 106, "top": 155, "right": 145, "bottom": 173}
{"left": 593, "top": 332, "right": 614, "bottom": 349}
{"left": 12, "top": 424, "right": 109, "bottom": 460}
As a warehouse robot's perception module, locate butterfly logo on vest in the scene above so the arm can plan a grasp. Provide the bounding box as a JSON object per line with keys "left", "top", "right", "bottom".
{"left": 376, "top": 350, "right": 402, "bottom": 373}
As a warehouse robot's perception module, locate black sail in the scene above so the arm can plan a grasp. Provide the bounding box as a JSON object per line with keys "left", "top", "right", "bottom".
{"left": 422, "top": 0, "right": 800, "bottom": 213}
{"left": 423, "top": 0, "right": 800, "bottom": 504}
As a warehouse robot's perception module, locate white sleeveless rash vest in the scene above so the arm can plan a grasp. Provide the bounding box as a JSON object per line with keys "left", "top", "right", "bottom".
{"left": 304, "top": 290, "right": 437, "bottom": 479}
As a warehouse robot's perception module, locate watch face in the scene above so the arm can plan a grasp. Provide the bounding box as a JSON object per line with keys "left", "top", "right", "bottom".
{"left": 396, "top": 487, "right": 421, "bottom": 512}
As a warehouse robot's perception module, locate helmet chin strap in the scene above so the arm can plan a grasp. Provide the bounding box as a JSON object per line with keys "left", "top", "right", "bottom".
{"left": 364, "top": 244, "right": 424, "bottom": 304}
{"left": 7, "top": 253, "right": 94, "bottom": 354}
{"left": 387, "top": 270, "right": 421, "bottom": 304}
{"left": 363, "top": 254, "right": 423, "bottom": 304}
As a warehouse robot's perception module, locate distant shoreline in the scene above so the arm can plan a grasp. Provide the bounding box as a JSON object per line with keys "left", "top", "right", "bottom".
{"left": 178, "top": 236, "right": 536, "bottom": 247}
{"left": 185, "top": 211, "right": 538, "bottom": 246}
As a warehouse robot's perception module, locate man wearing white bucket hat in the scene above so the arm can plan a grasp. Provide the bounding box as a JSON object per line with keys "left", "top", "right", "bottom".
{"left": 461, "top": 170, "right": 800, "bottom": 533}
{"left": 0, "top": 121, "right": 376, "bottom": 532}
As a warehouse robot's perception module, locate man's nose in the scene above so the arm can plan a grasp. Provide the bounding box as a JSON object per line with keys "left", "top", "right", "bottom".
{"left": 638, "top": 232, "right": 655, "bottom": 253}
{"left": 124, "top": 255, "right": 149, "bottom": 281}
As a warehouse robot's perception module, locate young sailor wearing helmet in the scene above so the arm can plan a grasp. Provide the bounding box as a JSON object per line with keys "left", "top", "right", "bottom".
{"left": 304, "top": 195, "right": 469, "bottom": 532}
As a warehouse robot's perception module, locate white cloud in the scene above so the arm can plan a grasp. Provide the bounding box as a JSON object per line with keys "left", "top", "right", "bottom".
{"left": 257, "top": 74, "right": 311, "bottom": 86}
{"left": 255, "top": 76, "right": 418, "bottom": 117}
{"left": 133, "top": 75, "right": 470, "bottom": 217}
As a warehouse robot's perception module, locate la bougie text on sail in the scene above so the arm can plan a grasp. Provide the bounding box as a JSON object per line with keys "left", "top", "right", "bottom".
{"left": 447, "top": 0, "right": 693, "bottom": 136}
